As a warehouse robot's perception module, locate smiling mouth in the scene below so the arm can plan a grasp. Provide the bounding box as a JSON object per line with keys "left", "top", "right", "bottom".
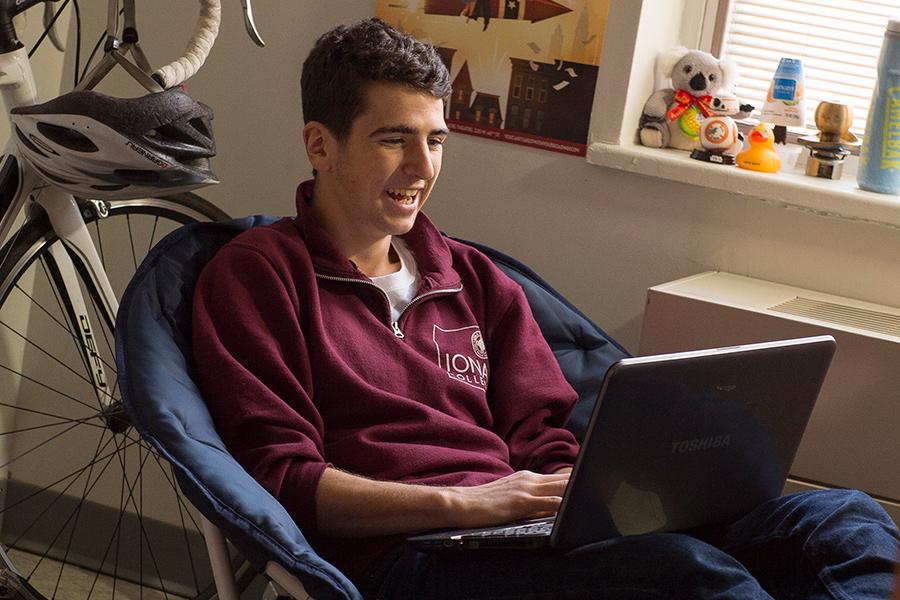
{"left": 386, "top": 188, "right": 420, "bottom": 205}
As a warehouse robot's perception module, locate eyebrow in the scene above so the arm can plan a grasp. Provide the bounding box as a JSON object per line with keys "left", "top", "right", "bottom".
{"left": 369, "top": 125, "right": 450, "bottom": 137}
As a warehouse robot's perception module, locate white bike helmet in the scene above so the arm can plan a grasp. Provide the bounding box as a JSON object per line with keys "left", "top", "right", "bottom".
{"left": 10, "top": 88, "right": 218, "bottom": 200}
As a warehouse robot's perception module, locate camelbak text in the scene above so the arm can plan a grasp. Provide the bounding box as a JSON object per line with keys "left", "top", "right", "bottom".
{"left": 671, "top": 435, "right": 731, "bottom": 454}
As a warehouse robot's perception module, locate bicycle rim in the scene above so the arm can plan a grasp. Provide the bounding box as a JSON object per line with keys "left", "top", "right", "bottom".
{"left": 0, "top": 194, "right": 252, "bottom": 600}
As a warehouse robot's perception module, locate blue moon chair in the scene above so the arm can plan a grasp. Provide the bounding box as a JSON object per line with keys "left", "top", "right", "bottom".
{"left": 114, "top": 216, "right": 629, "bottom": 599}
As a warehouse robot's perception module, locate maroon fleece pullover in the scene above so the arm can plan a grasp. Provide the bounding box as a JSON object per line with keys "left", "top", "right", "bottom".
{"left": 192, "top": 181, "right": 579, "bottom": 580}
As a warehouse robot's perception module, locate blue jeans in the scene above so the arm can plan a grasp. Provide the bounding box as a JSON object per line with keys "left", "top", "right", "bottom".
{"left": 360, "top": 490, "right": 899, "bottom": 599}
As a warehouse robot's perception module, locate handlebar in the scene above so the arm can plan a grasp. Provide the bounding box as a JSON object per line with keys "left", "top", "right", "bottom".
{"left": 6, "top": 0, "right": 264, "bottom": 90}
{"left": 240, "top": 0, "right": 265, "bottom": 48}
{"left": 152, "top": 0, "right": 221, "bottom": 89}
{"left": 0, "top": 0, "right": 59, "bottom": 53}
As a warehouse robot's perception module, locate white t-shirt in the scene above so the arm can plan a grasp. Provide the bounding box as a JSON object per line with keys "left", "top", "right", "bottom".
{"left": 370, "top": 238, "right": 420, "bottom": 322}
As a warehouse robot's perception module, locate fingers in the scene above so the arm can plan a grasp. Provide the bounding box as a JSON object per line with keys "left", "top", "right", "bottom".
{"left": 494, "top": 471, "right": 569, "bottom": 499}
{"left": 504, "top": 470, "right": 570, "bottom": 483}
{"left": 530, "top": 479, "right": 568, "bottom": 496}
{"left": 519, "top": 471, "right": 570, "bottom": 491}
{"left": 450, "top": 470, "right": 572, "bottom": 528}
{"left": 505, "top": 472, "right": 567, "bottom": 517}
{"left": 519, "top": 492, "right": 564, "bottom": 521}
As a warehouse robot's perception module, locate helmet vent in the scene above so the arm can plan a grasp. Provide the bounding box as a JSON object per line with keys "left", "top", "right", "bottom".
{"left": 154, "top": 124, "right": 200, "bottom": 145}
{"left": 34, "top": 165, "right": 77, "bottom": 185}
{"left": 114, "top": 169, "right": 161, "bottom": 184}
{"left": 15, "top": 126, "right": 48, "bottom": 158}
{"left": 92, "top": 184, "right": 128, "bottom": 192}
{"left": 189, "top": 117, "right": 212, "bottom": 140}
{"left": 36, "top": 122, "right": 99, "bottom": 153}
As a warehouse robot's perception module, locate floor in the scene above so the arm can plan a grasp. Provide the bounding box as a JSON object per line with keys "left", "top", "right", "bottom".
{"left": 7, "top": 548, "right": 171, "bottom": 600}
{"left": 5, "top": 549, "right": 267, "bottom": 600}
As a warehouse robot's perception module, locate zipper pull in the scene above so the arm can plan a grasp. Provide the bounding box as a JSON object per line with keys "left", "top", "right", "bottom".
{"left": 391, "top": 321, "right": 405, "bottom": 339}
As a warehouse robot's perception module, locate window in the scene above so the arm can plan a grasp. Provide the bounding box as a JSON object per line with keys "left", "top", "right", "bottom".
{"left": 526, "top": 76, "right": 535, "bottom": 102}
{"left": 538, "top": 80, "right": 548, "bottom": 104}
{"left": 584, "top": 1, "right": 900, "bottom": 230}
{"left": 513, "top": 74, "right": 523, "bottom": 99}
{"left": 714, "top": 0, "right": 896, "bottom": 134}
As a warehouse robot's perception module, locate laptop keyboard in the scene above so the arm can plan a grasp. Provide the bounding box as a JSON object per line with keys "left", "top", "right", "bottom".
{"left": 456, "top": 519, "right": 554, "bottom": 539}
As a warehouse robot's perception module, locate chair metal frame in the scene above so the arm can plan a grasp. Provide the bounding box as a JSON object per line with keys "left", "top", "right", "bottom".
{"left": 201, "top": 515, "right": 312, "bottom": 599}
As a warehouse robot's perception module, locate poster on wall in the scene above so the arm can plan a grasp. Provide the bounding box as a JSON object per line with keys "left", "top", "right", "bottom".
{"left": 374, "top": 0, "right": 611, "bottom": 156}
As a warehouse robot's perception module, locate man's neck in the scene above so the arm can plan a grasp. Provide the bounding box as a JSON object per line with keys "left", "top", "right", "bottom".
{"left": 309, "top": 180, "right": 401, "bottom": 277}
{"left": 350, "top": 239, "right": 401, "bottom": 277}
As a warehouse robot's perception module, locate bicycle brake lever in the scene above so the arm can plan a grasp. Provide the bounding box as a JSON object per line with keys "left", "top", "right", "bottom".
{"left": 43, "top": 1, "right": 66, "bottom": 52}
{"left": 240, "top": 0, "right": 265, "bottom": 47}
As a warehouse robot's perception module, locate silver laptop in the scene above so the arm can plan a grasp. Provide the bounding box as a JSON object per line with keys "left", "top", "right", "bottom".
{"left": 408, "top": 335, "right": 836, "bottom": 551}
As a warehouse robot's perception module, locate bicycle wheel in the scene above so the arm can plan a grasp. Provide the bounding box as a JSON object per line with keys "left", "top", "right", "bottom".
{"left": 0, "top": 193, "right": 255, "bottom": 600}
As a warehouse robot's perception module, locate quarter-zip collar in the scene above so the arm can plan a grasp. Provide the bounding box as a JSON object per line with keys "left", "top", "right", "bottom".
{"left": 293, "top": 180, "right": 461, "bottom": 291}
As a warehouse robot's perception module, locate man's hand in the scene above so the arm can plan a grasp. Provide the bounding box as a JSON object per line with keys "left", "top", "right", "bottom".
{"left": 444, "top": 470, "right": 570, "bottom": 529}
{"left": 316, "top": 468, "right": 569, "bottom": 537}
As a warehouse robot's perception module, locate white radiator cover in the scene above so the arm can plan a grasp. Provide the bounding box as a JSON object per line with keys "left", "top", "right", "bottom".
{"left": 639, "top": 271, "right": 899, "bottom": 523}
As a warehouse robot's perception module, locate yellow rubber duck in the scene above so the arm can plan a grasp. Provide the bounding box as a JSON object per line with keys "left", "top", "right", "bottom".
{"left": 736, "top": 124, "right": 781, "bottom": 173}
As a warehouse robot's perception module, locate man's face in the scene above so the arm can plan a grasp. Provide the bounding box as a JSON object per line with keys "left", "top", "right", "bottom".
{"left": 319, "top": 81, "right": 448, "bottom": 250}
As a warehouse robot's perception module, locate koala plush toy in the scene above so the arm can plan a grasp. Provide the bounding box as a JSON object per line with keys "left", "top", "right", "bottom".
{"left": 639, "top": 47, "right": 752, "bottom": 151}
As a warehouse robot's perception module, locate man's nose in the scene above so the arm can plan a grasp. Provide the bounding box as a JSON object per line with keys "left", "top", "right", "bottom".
{"left": 403, "top": 141, "right": 436, "bottom": 180}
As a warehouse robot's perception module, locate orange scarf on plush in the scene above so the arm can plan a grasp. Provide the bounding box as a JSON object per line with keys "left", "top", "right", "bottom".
{"left": 667, "top": 89, "right": 713, "bottom": 121}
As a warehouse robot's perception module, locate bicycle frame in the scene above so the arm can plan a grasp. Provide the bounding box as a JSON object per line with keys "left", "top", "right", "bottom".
{"left": 0, "top": 46, "right": 117, "bottom": 410}
{"left": 0, "top": 4, "right": 269, "bottom": 598}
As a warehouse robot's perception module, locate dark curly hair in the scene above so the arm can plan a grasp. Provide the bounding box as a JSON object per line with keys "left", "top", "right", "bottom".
{"left": 301, "top": 18, "right": 452, "bottom": 141}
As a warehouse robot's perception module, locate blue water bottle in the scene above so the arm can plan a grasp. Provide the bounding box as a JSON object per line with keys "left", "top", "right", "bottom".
{"left": 858, "top": 17, "right": 900, "bottom": 194}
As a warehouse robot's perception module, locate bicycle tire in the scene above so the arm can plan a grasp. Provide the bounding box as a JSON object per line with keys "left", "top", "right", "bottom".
{"left": 0, "top": 192, "right": 256, "bottom": 600}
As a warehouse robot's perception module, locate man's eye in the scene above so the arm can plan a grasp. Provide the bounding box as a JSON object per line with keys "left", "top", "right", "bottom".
{"left": 381, "top": 138, "right": 403, "bottom": 145}
{"left": 428, "top": 138, "right": 445, "bottom": 148}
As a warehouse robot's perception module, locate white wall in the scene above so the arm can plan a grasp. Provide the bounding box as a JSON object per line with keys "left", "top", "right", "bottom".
{"left": 85, "top": 0, "right": 900, "bottom": 352}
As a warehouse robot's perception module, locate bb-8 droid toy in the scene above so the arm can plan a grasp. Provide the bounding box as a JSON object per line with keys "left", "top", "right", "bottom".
{"left": 690, "top": 96, "right": 744, "bottom": 165}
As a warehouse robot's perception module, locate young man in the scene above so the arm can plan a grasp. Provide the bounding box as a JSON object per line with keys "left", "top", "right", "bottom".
{"left": 193, "top": 17, "right": 899, "bottom": 599}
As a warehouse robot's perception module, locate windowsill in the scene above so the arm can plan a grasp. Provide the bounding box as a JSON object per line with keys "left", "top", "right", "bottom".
{"left": 586, "top": 142, "right": 900, "bottom": 230}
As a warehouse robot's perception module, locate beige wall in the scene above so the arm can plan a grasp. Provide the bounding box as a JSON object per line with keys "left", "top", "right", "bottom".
{"left": 0, "top": 10, "right": 70, "bottom": 144}
{"left": 83, "top": 0, "right": 900, "bottom": 352}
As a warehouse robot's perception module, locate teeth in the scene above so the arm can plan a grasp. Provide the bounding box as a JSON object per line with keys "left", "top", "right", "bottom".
{"left": 387, "top": 188, "right": 418, "bottom": 197}
{"left": 387, "top": 188, "right": 419, "bottom": 205}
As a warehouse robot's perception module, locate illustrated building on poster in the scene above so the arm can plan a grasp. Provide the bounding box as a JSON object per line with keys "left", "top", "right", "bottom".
{"left": 449, "top": 61, "right": 474, "bottom": 121}
{"left": 435, "top": 46, "right": 457, "bottom": 76}
{"left": 468, "top": 92, "right": 503, "bottom": 127}
{"left": 505, "top": 58, "right": 598, "bottom": 144}
{"left": 379, "top": 0, "right": 610, "bottom": 155}
{"left": 441, "top": 50, "right": 598, "bottom": 145}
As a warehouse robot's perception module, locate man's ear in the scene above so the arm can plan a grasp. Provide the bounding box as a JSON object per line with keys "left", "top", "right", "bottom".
{"left": 303, "top": 121, "right": 337, "bottom": 173}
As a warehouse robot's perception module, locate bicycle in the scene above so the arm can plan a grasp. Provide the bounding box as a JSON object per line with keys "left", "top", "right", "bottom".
{"left": 0, "top": 0, "right": 266, "bottom": 598}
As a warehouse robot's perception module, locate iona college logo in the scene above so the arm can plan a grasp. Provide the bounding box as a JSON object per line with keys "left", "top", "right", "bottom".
{"left": 433, "top": 325, "right": 489, "bottom": 391}
{"left": 471, "top": 330, "right": 487, "bottom": 359}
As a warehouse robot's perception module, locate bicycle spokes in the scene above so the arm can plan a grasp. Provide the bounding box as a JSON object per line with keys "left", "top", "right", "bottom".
{"left": 0, "top": 194, "right": 234, "bottom": 598}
